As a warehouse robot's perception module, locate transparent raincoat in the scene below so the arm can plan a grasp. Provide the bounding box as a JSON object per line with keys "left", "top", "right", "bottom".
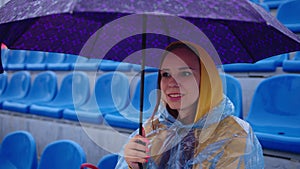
{"left": 115, "top": 41, "right": 264, "bottom": 169}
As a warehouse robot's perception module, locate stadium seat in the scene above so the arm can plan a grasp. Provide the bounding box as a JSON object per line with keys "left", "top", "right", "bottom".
{"left": 38, "top": 140, "right": 86, "bottom": 169}
{"left": 264, "top": 0, "right": 288, "bottom": 9}
{"left": 276, "top": 0, "right": 300, "bottom": 33}
{"left": 2, "top": 71, "right": 57, "bottom": 113}
{"left": 63, "top": 72, "right": 130, "bottom": 124}
{"left": 73, "top": 58, "right": 100, "bottom": 71}
{"left": 249, "top": 0, "right": 270, "bottom": 12}
{"left": 104, "top": 72, "right": 158, "bottom": 130}
{"left": 220, "top": 74, "right": 243, "bottom": 118}
{"left": 99, "top": 62, "right": 132, "bottom": 72}
{"left": 80, "top": 154, "right": 118, "bottom": 169}
{"left": 47, "top": 54, "right": 88, "bottom": 71}
{"left": 5, "top": 50, "right": 28, "bottom": 70}
{"left": 246, "top": 74, "right": 300, "bottom": 154}
{"left": 26, "top": 52, "right": 66, "bottom": 70}
{"left": 0, "top": 71, "right": 31, "bottom": 108}
{"left": 20, "top": 50, "right": 46, "bottom": 70}
{"left": 132, "top": 64, "right": 159, "bottom": 72}
{"left": 0, "top": 72, "right": 7, "bottom": 96}
{"left": 282, "top": 51, "right": 300, "bottom": 72}
{"left": 98, "top": 154, "right": 118, "bottom": 169}
{"left": 0, "top": 130, "right": 38, "bottom": 169}
{"left": 222, "top": 54, "right": 288, "bottom": 72}
{"left": 29, "top": 71, "right": 90, "bottom": 118}
{"left": 1, "top": 48, "right": 9, "bottom": 70}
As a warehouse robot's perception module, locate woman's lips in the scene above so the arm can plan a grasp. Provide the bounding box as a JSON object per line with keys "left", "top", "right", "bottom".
{"left": 167, "top": 93, "right": 184, "bottom": 101}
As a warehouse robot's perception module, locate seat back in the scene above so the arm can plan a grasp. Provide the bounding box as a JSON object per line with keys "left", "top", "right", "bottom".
{"left": 43, "top": 52, "right": 66, "bottom": 63}
{"left": 131, "top": 73, "right": 158, "bottom": 114}
{"left": 1, "top": 48, "right": 9, "bottom": 67}
{"left": 276, "top": 0, "right": 300, "bottom": 24}
{"left": 95, "top": 72, "right": 130, "bottom": 114}
{"left": 97, "top": 154, "right": 118, "bottom": 169}
{"left": 293, "top": 51, "right": 300, "bottom": 60}
{"left": 6, "top": 50, "right": 27, "bottom": 64}
{"left": 38, "top": 140, "right": 86, "bottom": 169}
{"left": 25, "top": 71, "right": 57, "bottom": 102}
{"left": 246, "top": 74, "right": 300, "bottom": 134}
{"left": 0, "top": 72, "right": 7, "bottom": 96}
{"left": 0, "top": 131, "right": 37, "bottom": 169}
{"left": 221, "top": 74, "right": 243, "bottom": 118}
{"left": 24, "top": 51, "right": 45, "bottom": 64}
{"left": 0, "top": 71, "right": 30, "bottom": 103}
{"left": 51, "top": 71, "right": 89, "bottom": 106}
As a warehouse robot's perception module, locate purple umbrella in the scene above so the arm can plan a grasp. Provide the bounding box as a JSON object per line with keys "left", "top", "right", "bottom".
{"left": 0, "top": 1, "right": 300, "bottom": 160}
{"left": 1, "top": 0, "right": 300, "bottom": 67}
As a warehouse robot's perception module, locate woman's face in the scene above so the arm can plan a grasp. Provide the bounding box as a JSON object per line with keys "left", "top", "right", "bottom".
{"left": 160, "top": 47, "right": 201, "bottom": 118}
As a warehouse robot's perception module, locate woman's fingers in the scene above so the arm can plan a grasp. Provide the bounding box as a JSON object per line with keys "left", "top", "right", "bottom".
{"left": 124, "top": 135, "right": 150, "bottom": 165}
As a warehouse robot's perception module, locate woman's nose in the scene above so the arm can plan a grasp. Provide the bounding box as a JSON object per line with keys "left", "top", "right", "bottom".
{"left": 168, "top": 76, "right": 180, "bottom": 87}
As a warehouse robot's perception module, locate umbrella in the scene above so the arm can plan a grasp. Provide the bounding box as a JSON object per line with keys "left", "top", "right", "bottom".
{"left": 1, "top": 0, "right": 300, "bottom": 160}
{"left": 1, "top": 0, "right": 300, "bottom": 66}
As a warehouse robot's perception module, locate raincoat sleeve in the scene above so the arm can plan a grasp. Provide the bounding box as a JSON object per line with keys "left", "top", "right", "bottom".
{"left": 192, "top": 116, "right": 264, "bottom": 169}
{"left": 114, "top": 129, "right": 139, "bottom": 169}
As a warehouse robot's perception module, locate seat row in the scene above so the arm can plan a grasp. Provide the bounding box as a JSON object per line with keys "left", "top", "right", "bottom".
{"left": 0, "top": 70, "right": 158, "bottom": 130}
{"left": 250, "top": 0, "right": 300, "bottom": 33}
{"left": 0, "top": 130, "right": 115, "bottom": 169}
{"left": 223, "top": 52, "right": 300, "bottom": 73}
{"left": 1, "top": 71, "right": 299, "bottom": 155}
{"left": 1, "top": 49, "right": 158, "bottom": 72}
{"left": 0, "top": 70, "right": 243, "bottom": 130}
{"left": 2, "top": 47, "right": 300, "bottom": 74}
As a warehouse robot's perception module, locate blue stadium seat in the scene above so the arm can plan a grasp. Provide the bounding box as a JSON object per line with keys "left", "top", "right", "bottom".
{"left": 220, "top": 74, "right": 243, "bottom": 118}
{"left": 132, "top": 64, "right": 159, "bottom": 72}
{"left": 29, "top": 71, "right": 90, "bottom": 118}
{"left": 38, "top": 140, "right": 86, "bottom": 169}
{"left": 99, "top": 62, "right": 132, "bottom": 72}
{"left": 80, "top": 154, "right": 118, "bottom": 169}
{"left": 276, "top": 0, "right": 300, "bottom": 33}
{"left": 0, "top": 72, "right": 7, "bottom": 96}
{"left": 26, "top": 52, "right": 66, "bottom": 70}
{"left": 0, "top": 130, "right": 38, "bottom": 169}
{"left": 223, "top": 54, "right": 288, "bottom": 72}
{"left": 104, "top": 72, "right": 158, "bottom": 130}
{"left": 73, "top": 58, "right": 100, "bottom": 71}
{"left": 2, "top": 71, "right": 57, "bottom": 113}
{"left": 97, "top": 154, "right": 118, "bottom": 169}
{"left": 1, "top": 48, "right": 9, "bottom": 70}
{"left": 47, "top": 54, "right": 88, "bottom": 71}
{"left": 18, "top": 50, "right": 46, "bottom": 70}
{"left": 249, "top": 0, "right": 270, "bottom": 12}
{"left": 5, "top": 50, "right": 28, "bottom": 70}
{"left": 264, "top": 0, "right": 288, "bottom": 9}
{"left": 0, "top": 71, "right": 31, "bottom": 108}
{"left": 282, "top": 51, "right": 300, "bottom": 72}
{"left": 246, "top": 74, "right": 300, "bottom": 154}
{"left": 63, "top": 72, "right": 130, "bottom": 124}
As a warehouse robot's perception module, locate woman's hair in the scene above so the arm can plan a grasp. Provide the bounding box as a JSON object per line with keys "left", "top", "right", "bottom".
{"left": 150, "top": 41, "right": 201, "bottom": 120}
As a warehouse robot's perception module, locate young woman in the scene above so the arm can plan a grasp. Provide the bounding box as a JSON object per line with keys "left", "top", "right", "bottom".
{"left": 116, "top": 41, "right": 264, "bottom": 169}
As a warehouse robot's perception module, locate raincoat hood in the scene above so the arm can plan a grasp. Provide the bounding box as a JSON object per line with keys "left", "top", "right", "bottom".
{"left": 161, "top": 41, "right": 224, "bottom": 122}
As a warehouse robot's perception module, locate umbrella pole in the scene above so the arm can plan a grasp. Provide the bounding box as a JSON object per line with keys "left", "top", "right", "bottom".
{"left": 138, "top": 14, "right": 147, "bottom": 169}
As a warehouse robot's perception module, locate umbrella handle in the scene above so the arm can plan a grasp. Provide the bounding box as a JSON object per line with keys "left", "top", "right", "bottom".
{"left": 80, "top": 163, "right": 99, "bottom": 169}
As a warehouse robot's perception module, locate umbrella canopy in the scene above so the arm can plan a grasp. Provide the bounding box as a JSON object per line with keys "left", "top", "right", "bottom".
{"left": 1, "top": 0, "right": 300, "bottom": 73}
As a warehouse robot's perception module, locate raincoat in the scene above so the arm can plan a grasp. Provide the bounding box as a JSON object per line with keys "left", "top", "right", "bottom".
{"left": 115, "top": 41, "right": 264, "bottom": 169}
{"left": 115, "top": 98, "right": 264, "bottom": 169}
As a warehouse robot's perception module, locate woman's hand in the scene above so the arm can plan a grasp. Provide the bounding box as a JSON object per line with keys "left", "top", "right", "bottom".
{"left": 124, "top": 134, "right": 150, "bottom": 169}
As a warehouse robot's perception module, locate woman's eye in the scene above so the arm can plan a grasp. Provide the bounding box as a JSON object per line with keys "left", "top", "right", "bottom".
{"left": 180, "top": 71, "right": 192, "bottom": 77}
{"left": 161, "top": 72, "right": 171, "bottom": 77}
